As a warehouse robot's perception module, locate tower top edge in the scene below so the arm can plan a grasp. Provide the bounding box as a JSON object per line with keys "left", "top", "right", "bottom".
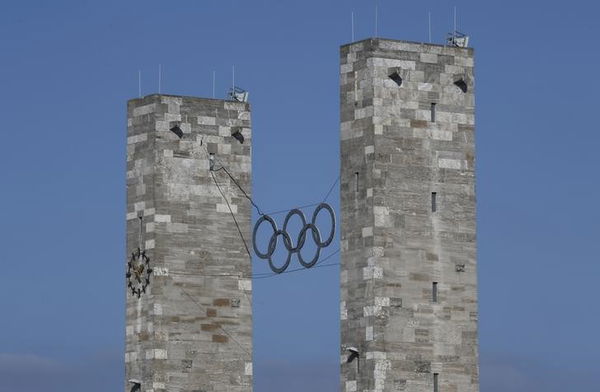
{"left": 340, "top": 37, "right": 474, "bottom": 55}
{"left": 127, "top": 94, "right": 251, "bottom": 108}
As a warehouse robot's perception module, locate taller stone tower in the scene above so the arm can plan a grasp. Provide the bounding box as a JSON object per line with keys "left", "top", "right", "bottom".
{"left": 339, "top": 39, "right": 478, "bottom": 392}
{"left": 125, "top": 94, "right": 253, "bottom": 392}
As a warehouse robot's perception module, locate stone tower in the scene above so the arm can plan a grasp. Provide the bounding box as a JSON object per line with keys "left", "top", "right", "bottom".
{"left": 339, "top": 39, "right": 478, "bottom": 392}
{"left": 125, "top": 94, "right": 253, "bottom": 392}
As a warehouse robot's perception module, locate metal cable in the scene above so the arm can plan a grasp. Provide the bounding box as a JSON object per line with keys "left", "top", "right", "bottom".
{"left": 210, "top": 170, "right": 252, "bottom": 258}
{"left": 203, "top": 140, "right": 263, "bottom": 216}
{"left": 217, "top": 165, "right": 264, "bottom": 216}
{"left": 263, "top": 202, "right": 321, "bottom": 216}
{"left": 252, "top": 248, "right": 340, "bottom": 279}
{"left": 321, "top": 175, "right": 340, "bottom": 202}
{"left": 158, "top": 254, "right": 339, "bottom": 280}
{"left": 180, "top": 287, "right": 252, "bottom": 358}
{"left": 262, "top": 174, "right": 340, "bottom": 216}
{"left": 202, "top": 143, "right": 341, "bottom": 276}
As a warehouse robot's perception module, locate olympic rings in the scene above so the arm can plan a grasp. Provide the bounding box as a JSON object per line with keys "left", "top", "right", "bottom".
{"left": 252, "top": 203, "right": 336, "bottom": 273}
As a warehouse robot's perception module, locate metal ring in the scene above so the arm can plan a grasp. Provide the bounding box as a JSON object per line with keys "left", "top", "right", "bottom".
{"left": 311, "top": 203, "right": 336, "bottom": 247}
{"left": 252, "top": 215, "right": 278, "bottom": 259}
{"left": 282, "top": 209, "right": 307, "bottom": 252}
{"left": 268, "top": 230, "right": 293, "bottom": 273}
{"left": 296, "top": 224, "right": 322, "bottom": 268}
{"left": 252, "top": 203, "right": 336, "bottom": 273}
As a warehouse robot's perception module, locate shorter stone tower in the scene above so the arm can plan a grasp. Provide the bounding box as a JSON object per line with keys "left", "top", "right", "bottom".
{"left": 125, "top": 94, "right": 253, "bottom": 392}
{"left": 340, "top": 39, "right": 478, "bottom": 392}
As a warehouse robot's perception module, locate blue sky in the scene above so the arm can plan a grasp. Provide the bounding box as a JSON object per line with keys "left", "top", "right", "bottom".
{"left": 0, "top": 0, "right": 598, "bottom": 391}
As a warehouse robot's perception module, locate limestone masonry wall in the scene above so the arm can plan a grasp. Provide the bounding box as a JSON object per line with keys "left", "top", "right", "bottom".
{"left": 125, "top": 95, "right": 253, "bottom": 392}
{"left": 339, "top": 39, "right": 478, "bottom": 392}
{"left": 123, "top": 36, "right": 478, "bottom": 392}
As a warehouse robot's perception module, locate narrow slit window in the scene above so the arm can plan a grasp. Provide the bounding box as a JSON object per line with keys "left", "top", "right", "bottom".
{"left": 433, "top": 373, "right": 439, "bottom": 392}
{"left": 430, "top": 103, "right": 436, "bottom": 122}
{"left": 355, "top": 172, "right": 359, "bottom": 193}
{"left": 209, "top": 153, "right": 215, "bottom": 171}
{"left": 354, "top": 72, "right": 358, "bottom": 103}
{"left": 432, "top": 282, "right": 438, "bottom": 303}
{"left": 138, "top": 215, "right": 144, "bottom": 247}
{"left": 431, "top": 192, "right": 437, "bottom": 212}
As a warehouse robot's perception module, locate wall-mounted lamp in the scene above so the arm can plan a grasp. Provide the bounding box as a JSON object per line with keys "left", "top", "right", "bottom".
{"left": 231, "top": 127, "right": 244, "bottom": 144}
{"left": 128, "top": 379, "right": 141, "bottom": 392}
{"left": 346, "top": 346, "right": 360, "bottom": 373}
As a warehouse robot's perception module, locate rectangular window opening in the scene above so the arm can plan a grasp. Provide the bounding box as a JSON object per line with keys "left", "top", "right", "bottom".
{"left": 209, "top": 153, "right": 215, "bottom": 171}
{"left": 431, "top": 103, "right": 436, "bottom": 122}
{"left": 432, "top": 282, "right": 438, "bottom": 303}
{"left": 433, "top": 373, "right": 439, "bottom": 392}
{"left": 355, "top": 172, "right": 359, "bottom": 193}
{"left": 431, "top": 192, "right": 437, "bottom": 212}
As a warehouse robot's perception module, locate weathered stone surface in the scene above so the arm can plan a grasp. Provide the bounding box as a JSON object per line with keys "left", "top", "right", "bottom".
{"left": 125, "top": 94, "right": 253, "bottom": 392}
{"left": 340, "top": 39, "right": 479, "bottom": 392}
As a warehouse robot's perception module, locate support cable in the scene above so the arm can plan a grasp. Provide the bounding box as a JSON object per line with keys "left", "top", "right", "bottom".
{"left": 252, "top": 248, "right": 340, "bottom": 279}
{"left": 203, "top": 143, "right": 341, "bottom": 275}
{"left": 180, "top": 286, "right": 252, "bottom": 358}
{"left": 262, "top": 202, "right": 321, "bottom": 216}
{"left": 159, "top": 252, "right": 340, "bottom": 280}
{"left": 263, "top": 174, "right": 340, "bottom": 216}
{"left": 207, "top": 140, "right": 339, "bottom": 218}
{"left": 210, "top": 170, "right": 252, "bottom": 258}
{"left": 215, "top": 165, "right": 264, "bottom": 216}
{"left": 321, "top": 175, "right": 340, "bottom": 203}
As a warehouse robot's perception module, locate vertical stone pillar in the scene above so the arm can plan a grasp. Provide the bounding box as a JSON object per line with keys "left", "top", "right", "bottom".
{"left": 340, "top": 39, "right": 478, "bottom": 392}
{"left": 125, "top": 94, "right": 253, "bottom": 392}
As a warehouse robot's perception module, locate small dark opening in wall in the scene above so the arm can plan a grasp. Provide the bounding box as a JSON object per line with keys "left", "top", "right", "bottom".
{"left": 454, "top": 79, "right": 468, "bottom": 93}
{"left": 431, "top": 192, "right": 437, "bottom": 212}
{"left": 388, "top": 71, "right": 403, "bottom": 86}
{"left": 355, "top": 172, "right": 359, "bottom": 192}
{"left": 170, "top": 124, "right": 183, "bottom": 139}
{"left": 430, "top": 103, "right": 436, "bottom": 122}
{"left": 432, "top": 282, "right": 438, "bottom": 303}
{"left": 231, "top": 127, "right": 244, "bottom": 144}
{"left": 433, "top": 373, "right": 439, "bottom": 392}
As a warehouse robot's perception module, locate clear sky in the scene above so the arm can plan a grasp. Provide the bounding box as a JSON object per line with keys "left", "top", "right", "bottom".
{"left": 0, "top": 0, "right": 598, "bottom": 391}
